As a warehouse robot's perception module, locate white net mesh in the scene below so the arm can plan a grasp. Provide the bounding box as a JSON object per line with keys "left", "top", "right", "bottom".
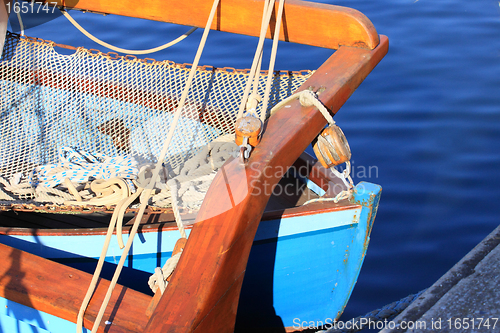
{"left": 0, "top": 32, "right": 313, "bottom": 210}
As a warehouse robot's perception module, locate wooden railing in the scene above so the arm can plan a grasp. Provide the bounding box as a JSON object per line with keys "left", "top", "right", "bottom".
{"left": 44, "top": 0, "right": 379, "bottom": 50}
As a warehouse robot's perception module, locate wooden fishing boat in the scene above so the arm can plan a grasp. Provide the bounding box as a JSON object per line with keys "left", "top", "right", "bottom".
{"left": 0, "top": 0, "right": 388, "bottom": 332}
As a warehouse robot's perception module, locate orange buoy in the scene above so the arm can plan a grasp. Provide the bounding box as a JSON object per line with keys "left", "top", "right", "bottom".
{"left": 313, "top": 124, "right": 351, "bottom": 169}
{"left": 234, "top": 115, "right": 262, "bottom": 147}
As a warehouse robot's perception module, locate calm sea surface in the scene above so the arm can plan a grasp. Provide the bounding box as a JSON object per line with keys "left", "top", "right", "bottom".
{"left": 10, "top": 0, "right": 500, "bottom": 326}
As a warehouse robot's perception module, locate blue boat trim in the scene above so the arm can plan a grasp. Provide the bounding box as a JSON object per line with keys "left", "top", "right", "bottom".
{"left": 254, "top": 206, "right": 360, "bottom": 241}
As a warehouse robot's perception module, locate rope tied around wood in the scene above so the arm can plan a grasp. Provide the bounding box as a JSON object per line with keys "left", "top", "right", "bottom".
{"left": 148, "top": 251, "right": 183, "bottom": 294}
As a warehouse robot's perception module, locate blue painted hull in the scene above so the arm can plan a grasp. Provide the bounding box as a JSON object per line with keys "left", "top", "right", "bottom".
{"left": 0, "top": 182, "right": 380, "bottom": 331}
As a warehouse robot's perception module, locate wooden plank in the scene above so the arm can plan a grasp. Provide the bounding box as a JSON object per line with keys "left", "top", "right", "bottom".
{"left": 46, "top": 0, "right": 379, "bottom": 50}
{"left": 0, "top": 242, "right": 151, "bottom": 333}
{"left": 145, "top": 36, "right": 389, "bottom": 333}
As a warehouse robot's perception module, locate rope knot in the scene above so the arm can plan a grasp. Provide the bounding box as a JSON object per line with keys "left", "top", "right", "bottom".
{"left": 245, "top": 93, "right": 262, "bottom": 115}
{"left": 148, "top": 251, "right": 183, "bottom": 294}
{"left": 299, "top": 90, "right": 317, "bottom": 107}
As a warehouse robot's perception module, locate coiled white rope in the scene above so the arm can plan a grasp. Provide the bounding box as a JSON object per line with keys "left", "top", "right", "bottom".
{"left": 31, "top": 147, "right": 138, "bottom": 189}
{"left": 0, "top": 141, "right": 237, "bottom": 210}
{"left": 60, "top": 8, "right": 197, "bottom": 55}
{"left": 0, "top": 175, "right": 32, "bottom": 200}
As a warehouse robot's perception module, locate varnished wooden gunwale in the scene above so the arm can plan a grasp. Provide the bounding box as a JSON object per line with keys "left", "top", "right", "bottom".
{"left": 144, "top": 36, "right": 389, "bottom": 333}
{"left": 44, "top": 0, "right": 379, "bottom": 50}
{"left": 0, "top": 242, "right": 150, "bottom": 333}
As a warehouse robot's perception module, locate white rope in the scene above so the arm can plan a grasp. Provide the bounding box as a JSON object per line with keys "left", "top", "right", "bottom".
{"left": 31, "top": 147, "right": 139, "bottom": 189}
{"left": 60, "top": 9, "right": 197, "bottom": 55}
{"left": 15, "top": 1, "right": 25, "bottom": 37}
{"left": 0, "top": 175, "right": 34, "bottom": 199}
{"left": 237, "top": 0, "right": 285, "bottom": 122}
{"left": 246, "top": 0, "right": 269, "bottom": 117}
{"left": 0, "top": 188, "right": 14, "bottom": 201}
{"left": 0, "top": 141, "right": 237, "bottom": 209}
{"left": 237, "top": 0, "right": 277, "bottom": 119}
{"left": 261, "top": 0, "right": 285, "bottom": 121}
{"left": 64, "top": 178, "right": 82, "bottom": 202}
{"left": 64, "top": 178, "right": 130, "bottom": 207}
{"left": 148, "top": 251, "right": 182, "bottom": 294}
{"left": 75, "top": 187, "right": 144, "bottom": 333}
{"left": 166, "top": 179, "right": 187, "bottom": 239}
{"left": 36, "top": 186, "right": 74, "bottom": 204}
{"left": 80, "top": 1, "right": 222, "bottom": 331}
{"left": 269, "top": 89, "right": 335, "bottom": 124}
{"left": 303, "top": 161, "right": 355, "bottom": 205}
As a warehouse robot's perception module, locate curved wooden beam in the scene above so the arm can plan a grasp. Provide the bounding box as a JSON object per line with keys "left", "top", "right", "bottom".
{"left": 145, "top": 36, "right": 388, "bottom": 333}
{"left": 0, "top": 243, "right": 150, "bottom": 333}
{"left": 46, "top": 0, "right": 379, "bottom": 50}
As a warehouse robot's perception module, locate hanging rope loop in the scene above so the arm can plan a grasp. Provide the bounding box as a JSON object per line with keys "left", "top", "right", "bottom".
{"left": 60, "top": 9, "right": 197, "bottom": 55}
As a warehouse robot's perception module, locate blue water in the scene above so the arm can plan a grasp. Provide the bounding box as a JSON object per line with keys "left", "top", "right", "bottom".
{"left": 7, "top": 0, "right": 500, "bottom": 327}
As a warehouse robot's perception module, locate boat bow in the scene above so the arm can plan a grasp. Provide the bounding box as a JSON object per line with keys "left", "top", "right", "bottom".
{"left": 145, "top": 36, "right": 389, "bottom": 332}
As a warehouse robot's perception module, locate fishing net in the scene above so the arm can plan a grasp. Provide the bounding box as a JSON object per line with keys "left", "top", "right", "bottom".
{"left": 0, "top": 31, "right": 313, "bottom": 211}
